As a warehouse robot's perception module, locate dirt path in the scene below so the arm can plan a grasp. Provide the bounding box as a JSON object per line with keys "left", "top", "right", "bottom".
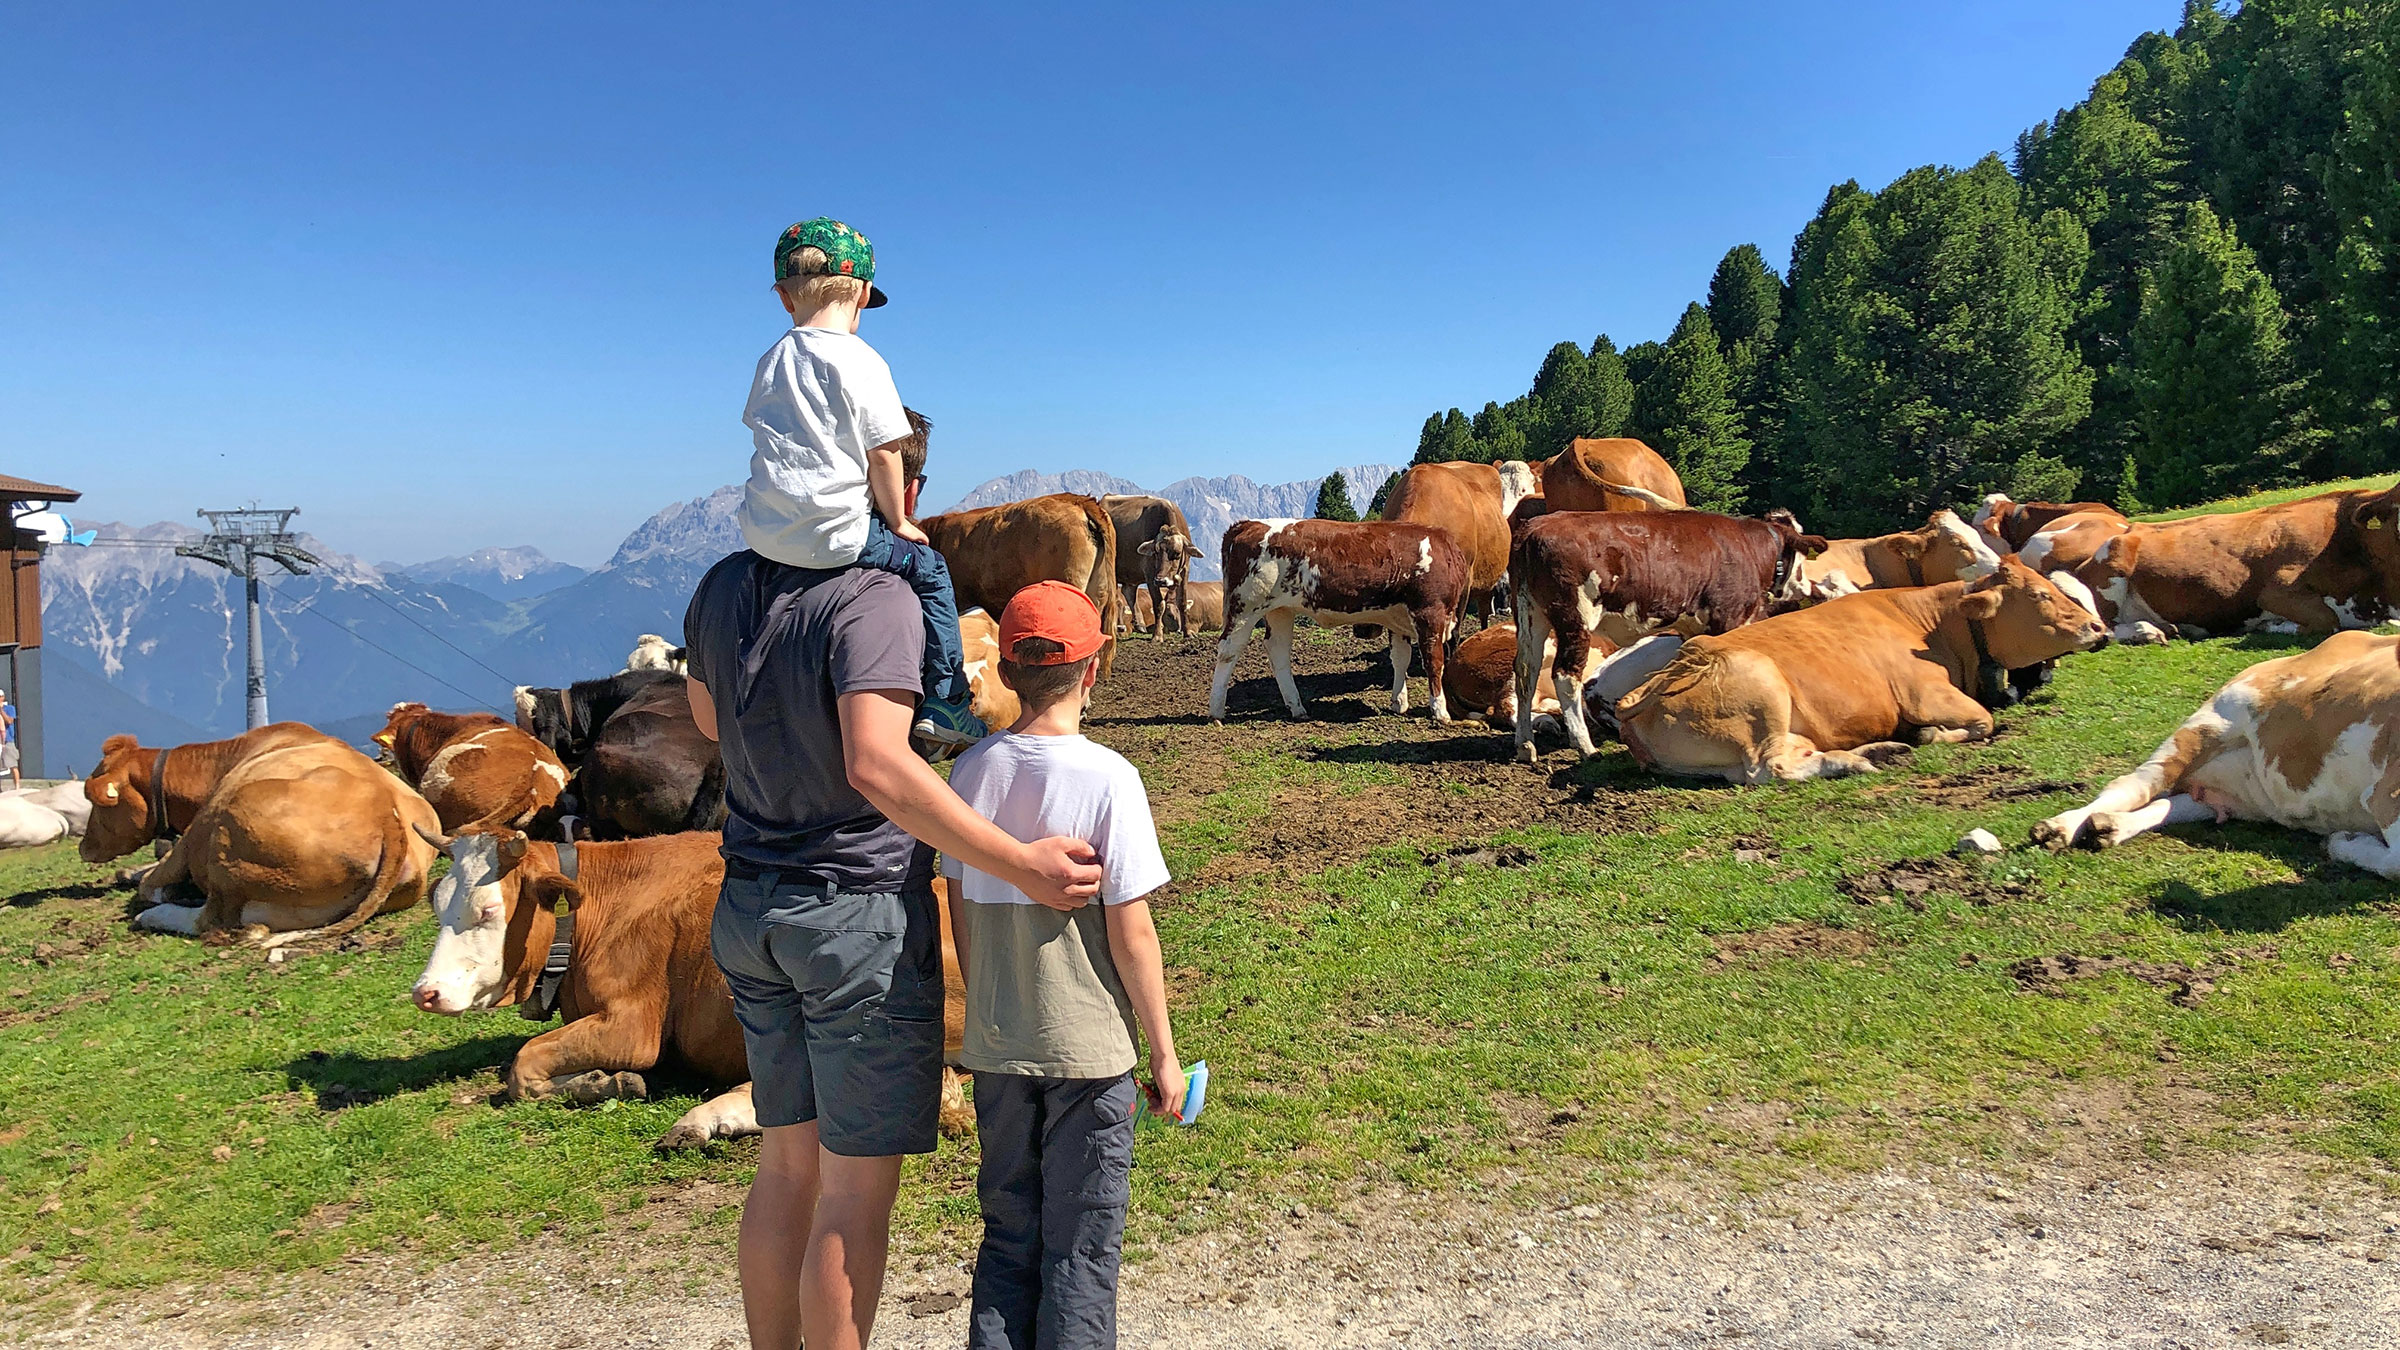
{"left": 26, "top": 1153, "right": 2394, "bottom": 1348}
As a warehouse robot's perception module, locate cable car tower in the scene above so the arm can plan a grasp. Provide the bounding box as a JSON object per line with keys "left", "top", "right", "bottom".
{"left": 178, "top": 508, "right": 319, "bottom": 728}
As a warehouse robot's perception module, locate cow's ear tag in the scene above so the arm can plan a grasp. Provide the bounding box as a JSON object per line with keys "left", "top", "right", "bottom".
{"left": 2368, "top": 517, "right": 2385, "bottom": 530}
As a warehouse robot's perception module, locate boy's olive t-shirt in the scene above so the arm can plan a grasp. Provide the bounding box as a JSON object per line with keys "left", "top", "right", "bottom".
{"left": 941, "top": 733, "right": 1171, "bottom": 1079}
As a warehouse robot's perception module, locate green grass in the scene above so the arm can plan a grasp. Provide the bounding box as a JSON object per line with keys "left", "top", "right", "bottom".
{"left": 2138, "top": 472, "right": 2399, "bottom": 521}
{"left": 5, "top": 633, "right": 2398, "bottom": 1309}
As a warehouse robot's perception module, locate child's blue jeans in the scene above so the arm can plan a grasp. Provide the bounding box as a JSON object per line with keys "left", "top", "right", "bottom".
{"left": 853, "top": 515, "right": 970, "bottom": 705}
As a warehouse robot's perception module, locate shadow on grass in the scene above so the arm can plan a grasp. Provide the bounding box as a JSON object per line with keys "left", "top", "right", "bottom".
{"left": 2143, "top": 823, "right": 2388, "bottom": 931}
{"left": 284, "top": 1035, "right": 531, "bottom": 1109}
{"left": 7, "top": 878, "right": 132, "bottom": 908}
{"left": 1310, "top": 733, "right": 1519, "bottom": 766}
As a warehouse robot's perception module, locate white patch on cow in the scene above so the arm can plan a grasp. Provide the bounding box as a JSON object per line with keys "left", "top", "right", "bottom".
{"left": 1255, "top": 518, "right": 1300, "bottom": 549}
{"left": 1928, "top": 510, "right": 2002, "bottom": 580}
{"left": 2325, "top": 596, "right": 2400, "bottom": 631}
{"left": 1496, "top": 460, "right": 1538, "bottom": 518}
{"left": 2020, "top": 531, "right": 2059, "bottom": 572}
{"left": 513, "top": 686, "right": 537, "bottom": 727}
{"left": 2046, "top": 570, "right": 2100, "bottom": 620}
{"left": 0, "top": 795, "right": 70, "bottom": 848}
{"left": 1972, "top": 493, "right": 2011, "bottom": 531}
{"left": 2260, "top": 718, "right": 2388, "bottom": 835}
{"left": 2243, "top": 616, "right": 2304, "bottom": 636}
{"left": 624, "top": 634, "right": 686, "bottom": 675}
{"left": 536, "top": 758, "right": 567, "bottom": 791}
{"left": 412, "top": 835, "right": 516, "bottom": 1014}
{"left": 133, "top": 902, "right": 204, "bottom": 935}
{"left": 1414, "top": 537, "right": 1433, "bottom": 579}
{"left": 1580, "top": 635, "right": 1686, "bottom": 734}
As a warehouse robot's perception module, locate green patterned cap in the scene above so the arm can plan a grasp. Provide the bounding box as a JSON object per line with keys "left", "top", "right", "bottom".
{"left": 773, "top": 218, "right": 888, "bottom": 307}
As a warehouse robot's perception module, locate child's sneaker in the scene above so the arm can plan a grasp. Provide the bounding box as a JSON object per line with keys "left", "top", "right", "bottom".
{"left": 912, "top": 694, "right": 988, "bottom": 760}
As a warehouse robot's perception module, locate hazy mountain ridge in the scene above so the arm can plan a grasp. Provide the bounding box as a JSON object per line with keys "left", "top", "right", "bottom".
{"left": 383, "top": 545, "right": 588, "bottom": 601}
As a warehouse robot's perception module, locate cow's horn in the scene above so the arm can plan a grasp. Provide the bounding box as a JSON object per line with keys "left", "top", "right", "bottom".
{"left": 410, "top": 821, "right": 456, "bottom": 851}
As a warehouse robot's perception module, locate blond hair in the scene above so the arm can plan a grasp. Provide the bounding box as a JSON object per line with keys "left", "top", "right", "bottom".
{"left": 775, "top": 245, "right": 868, "bottom": 310}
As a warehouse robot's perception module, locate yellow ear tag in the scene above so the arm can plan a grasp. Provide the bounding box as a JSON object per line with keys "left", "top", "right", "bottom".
{"left": 2370, "top": 518, "right": 2386, "bottom": 530}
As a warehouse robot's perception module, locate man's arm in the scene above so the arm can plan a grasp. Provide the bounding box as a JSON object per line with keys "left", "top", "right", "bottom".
{"left": 840, "top": 689, "right": 1100, "bottom": 909}
{"left": 686, "top": 677, "right": 718, "bottom": 742}
{"left": 866, "top": 438, "right": 927, "bottom": 544}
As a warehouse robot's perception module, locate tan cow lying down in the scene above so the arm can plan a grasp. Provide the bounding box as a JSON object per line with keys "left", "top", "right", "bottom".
{"left": 408, "top": 828, "right": 971, "bottom": 1145}
{"left": 114, "top": 739, "right": 441, "bottom": 943}
{"left": 2031, "top": 630, "right": 2400, "bottom": 873}
{"left": 1612, "top": 562, "right": 2107, "bottom": 783}
{"left": 2025, "top": 485, "right": 2400, "bottom": 641}
{"left": 80, "top": 723, "right": 336, "bottom": 866}
{"left": 1442, "top": 622, "right": 1612, "bottom": 732}
{"left": 1972, "top": 493, "right": 2124, "bottom": 553}
{"left": 1796, "top": 510, "right": 2001, "bottom": 600}
{"left": 375, "top": 703, "right": 568, "bottom": 833}
{"left": 1210, "top": 518, "right": 1472, "bottom": 723}
{"left": 922, "top": 492, "right": 1120, "bottom": 677}
{"left": 1130, "top": 581, "right": 1223, "bottom": 633}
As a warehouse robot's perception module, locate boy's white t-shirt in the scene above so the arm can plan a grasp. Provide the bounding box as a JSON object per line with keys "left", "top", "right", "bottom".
{"left": 942, "top": 733, "right": 1170, "bottom": 907}
{"left": 738, "top": 326, "right": 911, "bottom": 569}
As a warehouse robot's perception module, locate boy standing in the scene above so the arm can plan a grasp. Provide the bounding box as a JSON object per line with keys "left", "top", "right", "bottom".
{"left": 944, "top": 581, "right": 1187, "bottom": 1350}
{"left": 740, "top": 216, "right": 982, "bottom": 749}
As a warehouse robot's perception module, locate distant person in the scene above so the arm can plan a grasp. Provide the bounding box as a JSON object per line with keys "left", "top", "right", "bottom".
{"left": 0, "top": 688, "right": 17, "bottom": 789}
{"left": 738, "top": 216, "right": 984, "bottom": 755}
{"left": 684, "top": 485, "right": 1104, "bottom": 1350}
{"left": 944, "top": 581, "right": 1186, "bottom": 1350}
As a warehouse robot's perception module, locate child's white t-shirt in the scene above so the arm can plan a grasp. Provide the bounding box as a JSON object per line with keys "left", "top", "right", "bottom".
{"left": 942, "top": 733, "right": 1170, "bottom": 907}
{"left": 738, "top": 326, "right": 911, "bottom": 569}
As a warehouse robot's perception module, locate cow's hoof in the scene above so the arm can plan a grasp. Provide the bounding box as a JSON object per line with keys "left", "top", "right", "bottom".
{"left": 1857, "top": 742, "right": 1914, "bottom": 767}
{"left": 654, "top": 1121, "right": 711, "bottom": 1151}
{"left": 2029, "top": 818, "right": 2076, "bottom": 851}
{"left": 938, "top": 1104, "right": 977, "bottom": 1139}
{"left": 2085, "top": 813, "right": 2129, "bottom": 849}
{"left": 1514, "top": 743, "right": 1539, "bottom": 767}
{"left": 553, "top": 1070, "right": 648, "bottom": 1105}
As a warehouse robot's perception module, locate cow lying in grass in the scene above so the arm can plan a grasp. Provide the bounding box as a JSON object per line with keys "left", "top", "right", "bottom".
{"left": 2031, "top": 629, "right": 2400, "bottom": 874}
{"left": 1610, "top": 561, "right": 2107, "bottom": 784}
{"left": 375, "top": 703, "right": 568, "bottom": 833}
{"left": 409, "top": 827, "right": 971, "bottom": 1145}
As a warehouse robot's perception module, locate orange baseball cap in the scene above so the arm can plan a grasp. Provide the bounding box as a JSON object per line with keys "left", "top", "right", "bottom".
{"left": 998, "top": 581, "right": 1105, "bottom": 664}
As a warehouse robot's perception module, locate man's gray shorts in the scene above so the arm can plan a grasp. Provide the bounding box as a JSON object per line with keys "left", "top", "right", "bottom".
{"left": 710, "top": 866, "right": 946, "bottom": 1156}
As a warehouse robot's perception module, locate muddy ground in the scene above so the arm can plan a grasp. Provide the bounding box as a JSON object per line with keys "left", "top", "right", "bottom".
{"left": 18, "top": 628, "right": 2400, "bottom": 1346}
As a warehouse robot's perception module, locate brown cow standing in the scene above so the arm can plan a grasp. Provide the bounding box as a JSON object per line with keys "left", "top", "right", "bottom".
{"left": 1541, "top": 438, "right": 1688, "bottom": 513}
{"left": 101, "top": 739, "right": 442, "bottom": 943}
{"left": 1972, "top": 493, "right": 2124, "bottom": 552}
{"left": 2028, "top": 486, "right": 2400, "bottom": 640}
{"left": 1612, "top": 562, "right": 2107, "bottom": 784}
{"left": 79, "top": 723, "right": 334, "bottom": 865}
{"left": 1511, "top": 509, "right": 1825, "bottom": 761}
{"left": 1102, "top": 494, "right": 1201, "bottom": 636}
{"left": 1209, "top": 519, "right": 1471, "bottom": 723}
{"left": 1132, "top": 581, "right": 1223, "bottom": 633}
{"left": 1379, "top": 460, "right": 1543, "bottom": 623}
{"left": 374, "top": 703, "right": 568, "bottom": 833}
{"left": 921, "top": 493, "right": 1120, "bottom": 677}
{"left": 409, "top": 828, "right": 972, "bottom": 1144}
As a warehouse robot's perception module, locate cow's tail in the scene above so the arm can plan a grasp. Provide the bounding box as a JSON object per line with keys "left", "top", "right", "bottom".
{"left": 1600, "top": 480, "right": 1688, "bottom": 511}
{"left": 683, "top": 753, "right": 730, "bottom": 832}
{"left": 291, "top": 803, "right": 425, "bottom": 945}
{"left": 1081, "top": 501, "right": 1122, "bottom": 677}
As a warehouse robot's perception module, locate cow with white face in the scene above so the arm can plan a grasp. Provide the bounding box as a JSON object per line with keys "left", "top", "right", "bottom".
{"left": 411, "top": 826, "right": 973, "bottom": 1143}
{"left": 2031, "top": 629, "right": 2400, "bottom": 873}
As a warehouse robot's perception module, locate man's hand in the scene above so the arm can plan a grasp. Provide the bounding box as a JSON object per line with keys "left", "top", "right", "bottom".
{"left": 894, "top": 518, "right": 931, "bottom": 547}
{"left": 1014, "top": 835, "right": 1102, "bottom": 910}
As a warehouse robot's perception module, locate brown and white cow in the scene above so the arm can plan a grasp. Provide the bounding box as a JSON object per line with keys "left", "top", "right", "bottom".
{"left": 375, "top": 703, "right": 568, "bottom": 833}
{"left": 1442, "top": 622, "right": 1613, "bottom": 733}
{"left": 1510, "top": 509, "right": 1826, "bottom": 761}
{"left": 1609, "top": 562, "right": 2108, "bottom": 784}
{"left": 80, "top": 723, "right": 336, "bottom": 865}
{"left": 1973, "top": 493, "right": 2124, "bottom": 554}
{"left": 2030, "top": 629, "right": 2400, "bottom": 871}
{"left": 959, "top": 608, "right": 1022, "bottom": 731}
{"left": 97, "top": 738, "right": 443, "bottom": 943}
{"left": 1379, "top": 460, "right": 1543, "bottom": 621}
{"left": 409, "top": 828, "right": 972, "bottom": 1144}
{"left": 1208, "top": 519, "right": 1471, "bottom": 723}
{"left": 1541, "top": 438, "right": 1688, "bottom": 514}
{"left": 922, "top": 493, "right": 1121, "bottom": 677}
{"left": 2027, "top": 486, "right": 2400, "bottom": 642}
{"left": 1103, "top": 494, "right": 1202, "bottom": 636}
{"left": 1795, "top": 510, "right": 2003, "bottom": 601}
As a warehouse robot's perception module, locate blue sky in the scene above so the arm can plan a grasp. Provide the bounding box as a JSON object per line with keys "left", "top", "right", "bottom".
{"left": 9, "top": 1, "right": 2176, "bottom": 567}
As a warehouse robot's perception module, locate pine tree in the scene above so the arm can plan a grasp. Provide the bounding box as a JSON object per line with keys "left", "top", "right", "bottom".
{"left": 1414, "top": 408, "right": 1480, "bottom": 465}
{"left": 1628, "top": 304, "right": 1751, "bottom": 511}
{"left": 1619, "top": 340, "right": 1667, "bottom": 393}
{"left": 1366, "top": 471, "right": 1401, "bottom": 518}
{"left": 2130, "top": 201, "right": 2318, "bottom": 506}
{"left": 1778, "top": 157, "right": 2092, "bottom": 534}
{"left": 1314, "top": 474, "right": 1360, "bottom": 522}
{"left": 1583, "top": 335, "right": 1637, "bottom": 440}
{"left": 1705, "top": 245, "right": 1786, "bottom": 497}
{"left": 2322, "top": 0, "right": 2400, "bottom": 473}
{"left": 1469, "top": 400, "right": 1531, "bottom": 464}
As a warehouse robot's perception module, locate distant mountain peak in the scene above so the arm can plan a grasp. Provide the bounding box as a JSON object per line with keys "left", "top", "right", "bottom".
{"left": 383, "top": 545, "right": 589, "bottom": 601}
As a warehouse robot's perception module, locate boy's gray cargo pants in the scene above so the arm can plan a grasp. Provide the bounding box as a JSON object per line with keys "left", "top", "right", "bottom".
{"left": 969, "top": 1070, "right": 1138, "bottom": 1349}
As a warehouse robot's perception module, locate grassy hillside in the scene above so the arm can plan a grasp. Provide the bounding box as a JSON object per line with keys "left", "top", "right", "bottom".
{"left": 4, "top": 564, "right": 2396, "bottom": 1312}
{"left": 2138, "top": 473, "right": 2400, "bottom": 522}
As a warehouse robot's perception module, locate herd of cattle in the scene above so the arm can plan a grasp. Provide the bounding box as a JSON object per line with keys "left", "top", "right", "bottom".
{"left": 24, "top": 437, "right": 2400, "bottom": 1145}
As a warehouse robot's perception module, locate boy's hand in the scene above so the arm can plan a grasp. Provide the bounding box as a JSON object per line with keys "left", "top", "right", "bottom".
{"left": 1143, "top": 1053, "right": 1187, "bottom": 1122}
{"left": 894, "top": 518, "right": 931, "bottom": 546}
{"left": 1015, "top": 836, "right": 1102, "bottom": 910}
